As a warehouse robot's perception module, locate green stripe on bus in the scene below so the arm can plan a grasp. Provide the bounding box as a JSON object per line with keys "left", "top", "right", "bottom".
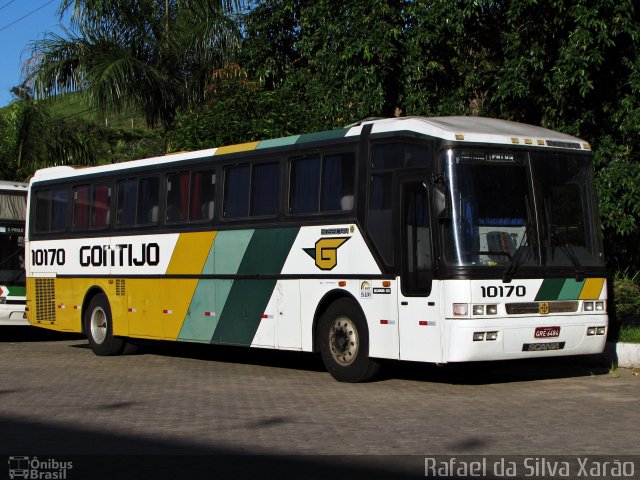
{"left": 178, "top": 230, "right": 254, "bottom": 342}
{"left": 295, "top": 128, "right": 349, "bottom": 145}
{"left": 256, "top": 135, "right": 300, "bottom": 149}
{"left": 212, "top": 227, "right": 299, "bottom": 346}
{"left": 557, "top": 278, "right": 585, "bottom": 300}
{"left": 534, "top": 278, "right": 566, "bottom": 301}
{"left": 4, "top": 286, "right": 25, "bottom": 296}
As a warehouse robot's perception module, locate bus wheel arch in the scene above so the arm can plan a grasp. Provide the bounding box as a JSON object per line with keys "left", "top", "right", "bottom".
{"left": 83, "top": 289, "right": 125, "bottom": 356}
{"left": 314, "top": 292, "right": 380, "bottom": 382}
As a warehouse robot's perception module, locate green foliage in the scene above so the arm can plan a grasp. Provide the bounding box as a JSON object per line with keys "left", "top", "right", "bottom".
{"left": 25, "top": 0, "right": 244, "bottom": 129}
{"left": 613, "top": 270, "right": 640, "bottom": 321}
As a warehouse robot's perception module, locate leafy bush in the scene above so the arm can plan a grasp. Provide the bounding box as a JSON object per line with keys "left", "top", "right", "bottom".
{"left": 613, "top": 270, "right": 640, "bottom": 322}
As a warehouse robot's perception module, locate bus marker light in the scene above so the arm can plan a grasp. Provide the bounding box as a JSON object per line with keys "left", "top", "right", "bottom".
{"left": 486, "top": 332, "right": 498, "bottom": 341}
{"left": 204, "top": 311, "right": 215, "bottom": 317}
{"left": 57, "top": 304, "right": 65, "bottom": 309}
{"left": 453, "top": 304, "right": 468, "bottom": 316}
{"left": 382, "top": 281, "right": 391, "bottom": 287}
{"left": 380, "top": 319, "right": 389, "bottom": 325}
{"left": 455, "top": 134, "right": 465, "bottom": 140}
{"left": 128, "top": 308, "right": 137, "bottom": 313}
{"left": 74, "top": 305, "right": 81, "bottom": 310}
{"left": 338, "top": 281, "right": 347, "bottom": 287}
{"left": 537, "top": 139, "right": 545, "bottom": 145}
{"left": 524, "top": 138, "right": 532, "bottom": 145}
{"left": 473, "top": 332, "right": 485, "bottom": 341}
{"left": 163, "top": 309, "right": 173, "bottom": 314}
{"left": 419, "top": 321, "right": 427, "bottom": 326}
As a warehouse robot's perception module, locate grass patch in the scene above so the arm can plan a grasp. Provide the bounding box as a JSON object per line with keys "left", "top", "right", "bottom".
{"left": 618, "top": 325, "right": 640, "bottom": 343}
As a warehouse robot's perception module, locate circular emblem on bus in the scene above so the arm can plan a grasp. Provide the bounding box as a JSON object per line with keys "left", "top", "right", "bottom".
{"left": 539, "top": 302, "right": 550, "bottom": 315}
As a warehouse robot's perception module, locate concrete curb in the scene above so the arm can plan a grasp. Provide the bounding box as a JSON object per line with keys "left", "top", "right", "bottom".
{"left": 605, "top": 341, "right": 640, "bottom": 368}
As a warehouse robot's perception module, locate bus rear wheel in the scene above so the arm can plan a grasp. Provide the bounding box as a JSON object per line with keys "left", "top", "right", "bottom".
{"left": 84, "top": 293, "right": 125, "bottom": 356}
{"left": 319, "top": 298, "right": 380, "bottom": 382}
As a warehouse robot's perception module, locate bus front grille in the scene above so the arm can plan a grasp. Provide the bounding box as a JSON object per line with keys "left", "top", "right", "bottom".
{"left": 505, "top": 301, "right": 579, "bottom": 315}
{"left": 35, "top": 278, "right": 56, "bottom": 323}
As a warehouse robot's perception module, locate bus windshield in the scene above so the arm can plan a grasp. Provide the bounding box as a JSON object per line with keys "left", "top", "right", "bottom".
{"left": 440, "top": 149, "right": 604, "bottom": 270}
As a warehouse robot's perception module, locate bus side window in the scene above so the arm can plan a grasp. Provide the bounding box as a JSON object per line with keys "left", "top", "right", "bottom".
{"left": 289, "top": 156, "right": 320, "bottom": 214}
{"left": 251, "top": 162, "right": 280, "bottom": 216}
{"left": 137, "top": 177, "right": 159, "bottom": 224}
{"left": 223, "top": 165, "right": 250, "bottom": 218}
{"left": 92, "top": 184, "right": 111, "bottom": 229}
{"left": 166, "top": 172, "right": 189, "bottom": 222}
{"left": 73, "top": 185, "right": 91, "bottom": 230}
{"left": 321, "top": 153, "right": 355, "bottom": 212}
{"left": 116, "top": 179, "right": 137, "bottom": 226}
{"left": 34, "top": 190, "right": 52, "bottom": 232}
{"left": 191, "top": 170, "right": 216, "bottom": 221}
{"left": 51, "top": 187, "right": 69, "bottom": 231}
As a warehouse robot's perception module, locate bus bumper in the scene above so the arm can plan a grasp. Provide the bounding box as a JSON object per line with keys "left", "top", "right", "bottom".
{"left": 445, "top": 314, "right": 608, "bottom": 362}
{"left": 0, "top": 303, "right": 28, "bottom": 326}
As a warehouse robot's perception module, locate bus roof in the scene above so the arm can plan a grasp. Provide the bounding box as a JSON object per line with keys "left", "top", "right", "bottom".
{"left": 30, "top": 116, "right": 589, "bottom": 183}
{"left": 0, "top": 180, "right": 28, "bottom": 192}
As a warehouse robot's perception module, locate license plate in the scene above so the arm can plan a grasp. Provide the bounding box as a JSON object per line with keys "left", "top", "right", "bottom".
{"left": 522, "top": 342, "right": 565, "bottom": 352}
{"left": 535, "top": 326, "right": 561, "bottom": 338}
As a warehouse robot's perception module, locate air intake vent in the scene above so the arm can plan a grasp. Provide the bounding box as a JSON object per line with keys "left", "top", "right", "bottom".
{"left": 35, "top": 278, "right": 56, "bottom": 323}
{"left": 116, "top": 279, "right": 126, "bottom": 296}
{"left": 506, "top": 301, "right": 579, "bottom": 315}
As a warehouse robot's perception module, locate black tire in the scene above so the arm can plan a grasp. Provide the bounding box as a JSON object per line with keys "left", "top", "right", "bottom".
{"left": 319, "top": 298, "right": 380, "bottom": 382}
{"left": 84, "top": 293, "right": 125, "bottom": 356}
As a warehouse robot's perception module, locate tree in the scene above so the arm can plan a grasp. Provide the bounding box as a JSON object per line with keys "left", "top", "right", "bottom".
{"left": 25, "top": 0, "right": 244, "bottom": 131}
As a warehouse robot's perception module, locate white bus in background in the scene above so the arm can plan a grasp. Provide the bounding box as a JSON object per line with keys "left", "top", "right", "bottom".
{"left": 25, "top": 117, "right": 608, "bottom": 381}
{"left": 0, "top": 181, "right": 27, "bottom": 325}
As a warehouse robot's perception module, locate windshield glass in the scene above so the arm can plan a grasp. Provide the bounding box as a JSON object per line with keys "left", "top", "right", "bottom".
{"left": 441, "top": 150, "right": 537, "bottom": 267}
{"left": 440, "top": 148, "right": 604, "bottom": 270}
{"left": 0, "top": 225, "right": 25, "bottom": 286}
{"left": 531, "top": 151, "right": 604, "bottom": 268}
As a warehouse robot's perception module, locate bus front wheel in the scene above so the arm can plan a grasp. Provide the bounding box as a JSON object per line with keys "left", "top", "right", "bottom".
{"left": 84, "top": 293, "right": 124, "bottom": 356}
{"left": 319, "top": 298, "right": 380, "bottom": 382}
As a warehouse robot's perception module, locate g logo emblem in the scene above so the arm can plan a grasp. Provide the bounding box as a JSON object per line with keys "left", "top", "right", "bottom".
{"left": 304, "top": 237, "right": 349, "bottom": 270}
{"left": 539, "top": 302, "right": 550, "bottom": 315}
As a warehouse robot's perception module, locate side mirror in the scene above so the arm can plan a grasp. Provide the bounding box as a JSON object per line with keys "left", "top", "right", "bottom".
{"left": 434, "top": 183, "right": 450, "bottom": 219}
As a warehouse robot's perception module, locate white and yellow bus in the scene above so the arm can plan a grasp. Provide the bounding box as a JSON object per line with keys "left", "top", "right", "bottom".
{"left": 0, "top": 181, "right": 27, "bottom": 326}
{"left": 25, "top": 117, "right": 608, "bottom": 381}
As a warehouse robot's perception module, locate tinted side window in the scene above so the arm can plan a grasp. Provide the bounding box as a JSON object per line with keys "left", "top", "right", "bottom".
{"left": 92, "top": 184, "right": 111, "bottom": 229}
{"left": 191, "top": 170, "right": 216, "bottom": 221}
{"left": 251, "top": 162, "right": 280, "bottom": 216}
{"left": 166, "top": 172, "right": 189, "bottom": 222}
{"left": 224, "top": 166, "right": 250, "bottom": 218}
{"left": 73, "top": 185, "right": 91, "bottom": 230}
{"left": 289, "top": 157, "right": 320, "bottom": 214}
{"left": 51, "top": 187, "right": 69, "bottom": 231}
{"left": 34, "top": 190, "right": 52, "bottom": 233}
{"left": 116, "top": 179, "right": 137, "bottom": 226}
{"left": 137, "top": 177, "right": 159, "bottom": 224}
{"left": 321, "top": 153, "right": 355, "bottom": 211}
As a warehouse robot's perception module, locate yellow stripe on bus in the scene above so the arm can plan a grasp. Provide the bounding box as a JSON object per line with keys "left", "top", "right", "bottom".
{"left": 578, "top": 278, "right": 605, "bottom": 300}
{"left": 214, "top": 141, "right": 260, "bottom": 156}
{"left": 166, "top": 231, "right": 217, "bottom": 275}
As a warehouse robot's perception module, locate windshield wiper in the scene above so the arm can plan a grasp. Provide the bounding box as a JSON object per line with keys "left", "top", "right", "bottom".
{"left": 503, "top": 196, "right": 536, "bottom": 283}
{"left": 552, "top": 231, "right": 585, "bottom": 282}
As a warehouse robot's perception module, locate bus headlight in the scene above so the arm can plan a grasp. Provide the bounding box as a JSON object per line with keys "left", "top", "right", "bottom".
{"left": 453, "top": 304, "right": 468, "bottom": 316}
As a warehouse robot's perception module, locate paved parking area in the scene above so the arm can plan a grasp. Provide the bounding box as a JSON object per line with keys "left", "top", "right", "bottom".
{"left": 1, "top": 327, "right": 638, "bottom": 478}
